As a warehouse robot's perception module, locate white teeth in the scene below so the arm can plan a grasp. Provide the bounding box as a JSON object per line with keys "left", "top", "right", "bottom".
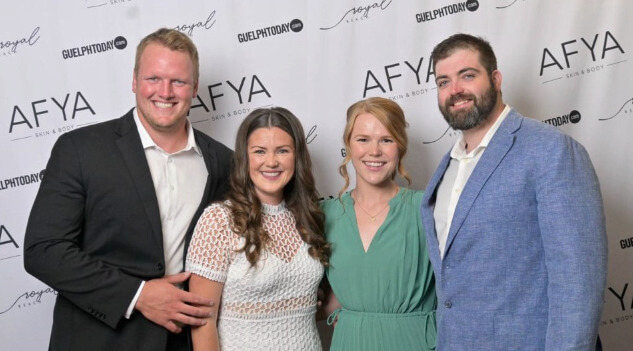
{"left": 262, "top": 171, "right": 281, "bottom": 177}
{"left": 364, "top": 161, "right": 384, "bottom": 167}
{"left": 453, "top": 100, "right": 469, "bottom": 106}
{"left": 154, "top": 102, "right": 174, "bottom": 108}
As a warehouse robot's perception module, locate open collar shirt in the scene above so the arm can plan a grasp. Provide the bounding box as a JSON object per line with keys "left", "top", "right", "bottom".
{"left": 126, "top": 109, "right": 208, "bottom": 317}
{"left": 433, "top": 105, "right": 511, "bottom": 259}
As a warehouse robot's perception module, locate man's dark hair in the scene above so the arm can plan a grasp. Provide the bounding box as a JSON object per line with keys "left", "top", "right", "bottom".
{"left": 431, "top": 33, "right": 497, "bottom": 75}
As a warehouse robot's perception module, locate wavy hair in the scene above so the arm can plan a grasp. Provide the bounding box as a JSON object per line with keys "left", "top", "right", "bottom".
{"left": 226, "top": 107, "right": 330, "bottom": 267}
{"left": 338, "top": 97, "right": 411, "bottom": 197}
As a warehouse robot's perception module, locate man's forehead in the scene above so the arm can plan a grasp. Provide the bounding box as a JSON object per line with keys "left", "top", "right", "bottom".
{"left": 443, "top": 47, "right": 479, "bottom": 61}
{"left": 435, "top": 48, "right": 482, "bottom": 71}
{"left": 140, "top": 43, "right": 181, "bottom": 57}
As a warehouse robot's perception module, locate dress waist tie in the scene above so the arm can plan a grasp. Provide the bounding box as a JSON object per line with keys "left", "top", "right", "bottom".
{"left": 327, "top": 308, "right": 436, "bottom": 350}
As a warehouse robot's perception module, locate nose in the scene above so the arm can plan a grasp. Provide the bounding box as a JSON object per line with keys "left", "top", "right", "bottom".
{"left": 369, "top": 141, "right": 382, "bottom": 156}
{"left": 450, "top": 80, "right": 464, "bottom": 96}
{"left": 265, "top": 153, "right": 279, "bottom": 167}
{"left": 158, "top": 81, "right": 174, "bottom": 99}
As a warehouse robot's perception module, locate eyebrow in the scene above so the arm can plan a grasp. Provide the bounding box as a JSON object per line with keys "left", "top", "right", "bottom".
{"left": 352, "top": 133, "right": 393, "bottom": 139}
{"left": 458, "top": 67, "right": 481, "bottom": 75}
{"left": 249, "top": 144, "right": 293, "bottom": 150}
{"left": 351, "top": 133, "right": 371, "bottom": 138}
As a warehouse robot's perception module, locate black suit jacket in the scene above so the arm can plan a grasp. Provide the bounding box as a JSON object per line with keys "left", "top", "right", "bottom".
{"left": 24, "top": 109, "right": 232, "bottom": 351}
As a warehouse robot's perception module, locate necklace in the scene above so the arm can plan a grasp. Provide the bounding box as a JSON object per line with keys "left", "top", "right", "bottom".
{"left": 353, "top": 187, "right": 398, "bottom": 222}
{"left": 355, "top": 200, "right": 390, "bottom": 222}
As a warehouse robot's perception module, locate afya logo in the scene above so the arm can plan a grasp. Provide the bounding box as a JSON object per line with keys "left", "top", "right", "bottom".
{"left": 539, "top": 31, "right": 626, "bottom": 84}
{"left": 603, "top": 280, "right": 633, "bottom": 326}
{"left": 0, "top": 224, "right": 19, "bottom": 251}
{"left": 600, "top": 97, "right": 633, "bottom": 122}
{"left": 361, "top": 54, "right": 462, "bottom": 145}
{"left": 0, "top": 170, "right": 45, "bottom": 192}
{"left": 0, "top": 26, "right": 40, "bottom": 57}
{"left": 320, "top": 0, "right": 392, "bottom": 30}
{"left": 174, "top": 11, "right": 216, "bottom": 37}
{"left": 62, "top": 35, "right": 127, "bottom": 60}
{"left": 543, "top": 109, "right": 581, "bottom": 127}
{"left": 85, "top": 0, "right": 133, "bottom": 9}
{"left": 363, "top": 54, "right": 455, "bottom": 144}
{"left": 189, "top": 75, "right": 272, "bottom": 123}
{"left": 8, "top": 91, "right": 96, "bottom": 141}
{"left": 363, "top": 55, "right": 436, "bottom": 99}
{"left": 416, "top": 0, "right": 479, "bottom": 23}
{"left": 238, "top": 19, "right": 303, "bottom": 43}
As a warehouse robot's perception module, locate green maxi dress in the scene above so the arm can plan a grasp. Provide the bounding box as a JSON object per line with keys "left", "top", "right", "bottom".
{"left": 322, "top": 188, "right": 436, "bottom": 351}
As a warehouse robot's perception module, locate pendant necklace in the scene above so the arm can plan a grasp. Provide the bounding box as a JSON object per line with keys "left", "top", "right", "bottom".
{"left": 354, "top": 195, "right": 391, "bottom": 222}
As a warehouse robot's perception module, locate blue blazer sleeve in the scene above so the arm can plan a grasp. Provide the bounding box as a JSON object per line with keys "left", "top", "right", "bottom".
{"left": 536, "top": 131, "right": 607, "bottom": 350}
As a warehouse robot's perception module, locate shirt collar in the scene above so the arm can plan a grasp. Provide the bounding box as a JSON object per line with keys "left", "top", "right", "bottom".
{"left": 133, "top": 108, "right": 201, "bottom": 156}
{"left": 450, "top": 104, "right": 511, "bottom": 160}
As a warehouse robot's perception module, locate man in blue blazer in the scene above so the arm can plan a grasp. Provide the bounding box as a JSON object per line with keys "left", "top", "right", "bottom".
{"left": 24, "top": 28, "right": 232, "bottom": 351}
{"left": 421, "top": 33, "right": 607, "bottom": 350}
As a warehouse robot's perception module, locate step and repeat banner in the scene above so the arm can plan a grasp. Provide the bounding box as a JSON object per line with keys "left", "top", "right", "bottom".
{"left": 1, "top": 1, "right": 632, "bottom": 350}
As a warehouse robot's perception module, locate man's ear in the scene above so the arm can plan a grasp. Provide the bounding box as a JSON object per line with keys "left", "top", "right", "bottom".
{"left": 132, "top": 71, "right": 138, "bottom": 94}
{"left": 192, "top": 80, "right": 199, "bottom": 98}
{"left": 492, "top": 70, "right": 502, "bottom": 91}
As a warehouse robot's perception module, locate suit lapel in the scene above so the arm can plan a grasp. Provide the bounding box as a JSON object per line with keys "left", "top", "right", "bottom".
{"left": 195, "top": 130, "right": 219, "bottom": 214}
{"left": 115, "top": 111, "right": 163, "bottom": 247}
{"left": 183, "top": 130, "right": 222, "bottom": 254}
{"left": 423, "top": 153, "right": 452, "bottom": 266}
{"left": 443, "top": 111, "right": 522, "bottom": 256}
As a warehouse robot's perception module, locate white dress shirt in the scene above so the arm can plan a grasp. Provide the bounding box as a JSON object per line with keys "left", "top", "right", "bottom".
{"left": 126, "top": 108, "right": 208, "bottom": 317}
{"left": 433, "top": 105, "right": 511, "bottom": 259}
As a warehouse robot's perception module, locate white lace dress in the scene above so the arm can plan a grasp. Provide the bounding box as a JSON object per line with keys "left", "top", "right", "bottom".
{"left": 186, "top": 201, "right": 323, "bottom": 351}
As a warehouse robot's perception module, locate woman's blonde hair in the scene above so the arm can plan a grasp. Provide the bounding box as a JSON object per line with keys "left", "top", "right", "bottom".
{"left": 338, "top": 97, "right": 411, "bottom": 197}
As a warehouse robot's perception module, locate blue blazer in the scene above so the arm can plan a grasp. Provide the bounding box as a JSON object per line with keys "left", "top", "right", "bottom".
{"left": 421, "top": 109, "right": 607, "bottom": 351}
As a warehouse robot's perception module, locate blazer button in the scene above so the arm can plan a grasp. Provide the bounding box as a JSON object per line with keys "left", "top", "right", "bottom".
{"left": 157, "top": 262, "right": 164, "bottom": 271}
{"left": 444, "top": 300, "right": 452, "bottom": 309}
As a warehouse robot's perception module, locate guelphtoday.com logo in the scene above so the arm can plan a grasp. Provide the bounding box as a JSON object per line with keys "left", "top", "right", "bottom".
{"left": 61, "top": 36, "right": 127, "bottom": 60}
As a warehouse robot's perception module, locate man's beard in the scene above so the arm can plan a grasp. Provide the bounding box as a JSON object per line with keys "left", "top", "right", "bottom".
{"left": 439, "top": 79, "right": 498, "bottom": 131}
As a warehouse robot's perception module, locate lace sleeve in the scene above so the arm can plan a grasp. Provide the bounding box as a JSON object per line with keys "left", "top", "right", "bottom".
{"left": 185, "top": 202, "right": 236, "bottom": 283}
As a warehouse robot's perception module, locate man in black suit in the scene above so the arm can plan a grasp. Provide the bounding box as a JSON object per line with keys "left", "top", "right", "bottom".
{"left": 24, "top": 28, "right": 232, "bottom": 351}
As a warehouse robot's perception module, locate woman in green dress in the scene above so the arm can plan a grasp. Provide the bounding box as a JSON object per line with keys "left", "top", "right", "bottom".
{"left": 321, "top": 97, "right": 436, "bottom": 350}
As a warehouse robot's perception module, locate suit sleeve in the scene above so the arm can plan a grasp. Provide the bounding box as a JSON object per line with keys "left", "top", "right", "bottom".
{"left": 24, "top": 132, "right": 142, "bottom": 329}
{"left": 211, "top": 143, "right": 233, "bottom": 202}
{"left": 536, "top": 134, "right": 607, "bottom": 351}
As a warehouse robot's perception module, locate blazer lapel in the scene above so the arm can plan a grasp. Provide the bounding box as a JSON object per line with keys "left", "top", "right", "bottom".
{"left": 195, "top": 131, "right": 219, "bottom": 214}
{"left": 115, "top": 111, "right": 163, "bottom": 247}
{"left": 423, "top": 152, "right": 452, "bottom": 264}
{"left": 183, "top": 129, "right": 223, "bottom": 251}
{"left": 443, "top": 112, "right": 522, "bottom": 256}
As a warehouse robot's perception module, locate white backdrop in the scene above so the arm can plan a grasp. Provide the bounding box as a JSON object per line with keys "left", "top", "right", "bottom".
{"left": 1, "top": 1, "right": 632, "bottom": 350}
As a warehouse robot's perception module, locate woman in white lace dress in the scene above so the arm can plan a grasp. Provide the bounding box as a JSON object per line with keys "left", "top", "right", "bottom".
{"left": 186, "top": 107, "right": 330, "bottom": 351}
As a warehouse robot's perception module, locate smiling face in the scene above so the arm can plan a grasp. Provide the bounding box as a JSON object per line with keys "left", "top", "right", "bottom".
{"left": 132, "top": 43, "right": 198, "bottom": 135}
{"left": 349, "top": 113, "right": 399, "bottom": 189}
{"left": 247, "top": 127, "right": 296, "bottom": 205}
{"left": 435, "top": 48, "right": 502, "bottom": 131}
